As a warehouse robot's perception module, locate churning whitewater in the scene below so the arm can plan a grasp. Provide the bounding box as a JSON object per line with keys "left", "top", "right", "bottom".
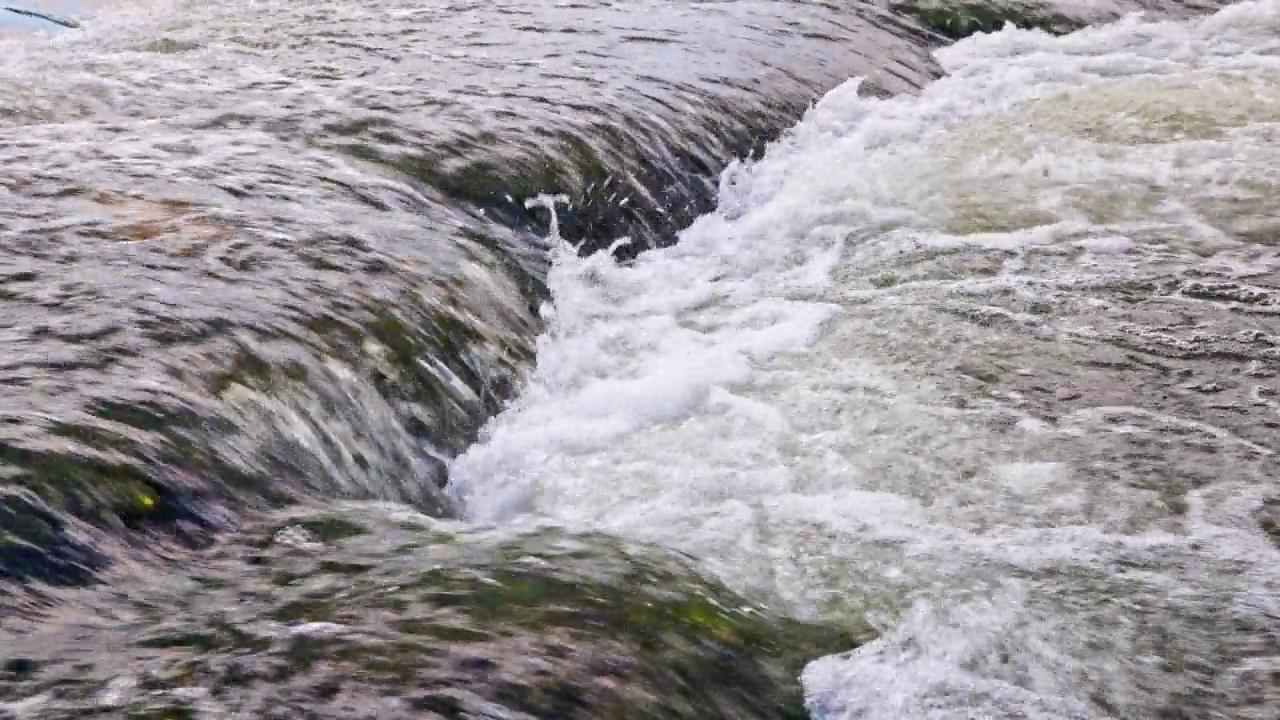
{"left": 0, "top": 0, "right": 939, "bottom": 603}
{"left": 2, "top": 0, "right": 1277, "bottom": 717}
{"left": 450, "top": 3, "right": 1280, "bottom": 718}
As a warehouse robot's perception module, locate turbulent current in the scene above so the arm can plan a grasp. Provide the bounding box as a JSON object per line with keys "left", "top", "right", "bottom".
{"left": 0, "top": 0, "right": 937, "bottom": 591}
{"left": 2, "top": 0, "right": 1279, "bottom": 718}
{"left": 452, "top": 3, "right": 1280, "bottom": 716}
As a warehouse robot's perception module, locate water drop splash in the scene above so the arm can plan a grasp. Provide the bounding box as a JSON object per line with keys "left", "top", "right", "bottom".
{"left": 524, "top": 193, "right": 572, "bottom": 248}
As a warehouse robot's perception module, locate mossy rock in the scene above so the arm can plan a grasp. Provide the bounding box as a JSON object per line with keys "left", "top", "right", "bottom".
{"left": 893, "top": 0, "right": 1084, "bottom": 40}
{"left": 1258, "top": 496, "right": 1280, "bottom": 549}
{"left": 140, "top": 38, "right": 202, "bottom": 54}
{"left": 0, "top": 278, "right": 537, "bottom": 599}
{"left": 0, "top": 506, "right": 871, "bottom": 719}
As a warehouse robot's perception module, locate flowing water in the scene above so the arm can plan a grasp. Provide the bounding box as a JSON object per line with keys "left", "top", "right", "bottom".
{"left": 2, "top": 0, "right": 1279, "bottom": 718}
{"left": 0, "top": 0, "right": 936, "bottom": 599}
{"left": 450, "top": 4, "right": 1280, "bottom": 717}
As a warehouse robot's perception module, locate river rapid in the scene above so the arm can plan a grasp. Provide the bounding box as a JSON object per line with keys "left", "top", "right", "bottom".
{"left": 2, "top": 0, "right": 1277, "bottom": 718}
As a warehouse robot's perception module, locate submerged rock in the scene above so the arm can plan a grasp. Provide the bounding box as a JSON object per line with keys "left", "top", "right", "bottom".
{"left": 0, "top": 506, "right": 870, "bottom": 719}
{"left": 891, "top": 0, "right": 1233, "bottom": 40}
{"left": 893, "top": 0, "right": 1084, "bottom": 40}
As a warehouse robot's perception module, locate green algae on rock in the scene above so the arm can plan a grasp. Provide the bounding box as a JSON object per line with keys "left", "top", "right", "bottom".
{"left": 890, "top": 0, "right": 1235, "bottom": 41}
{"left": 0, "top": 506, "right": 871, "bottom": 719}
{"left": 0, "top": 192, "right": 540, "bottom": 601}
{"left": 892, "top": 0, "right": 1084, "bottom": 40}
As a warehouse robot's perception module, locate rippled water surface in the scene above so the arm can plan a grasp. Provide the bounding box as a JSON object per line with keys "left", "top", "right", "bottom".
{"left": 3, "top": 0, "right": 1278, "bottom": 718}
{"left": 0, "top": 0, "right": 937, "bottom": 603}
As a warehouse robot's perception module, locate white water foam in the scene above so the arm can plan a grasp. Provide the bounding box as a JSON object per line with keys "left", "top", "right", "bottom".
{"left": 451, "top": 3, "right": 1280, "bottom": 718}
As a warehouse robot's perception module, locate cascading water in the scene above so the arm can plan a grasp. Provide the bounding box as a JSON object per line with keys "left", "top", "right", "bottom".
{"left": 0, "top": 0, "right": 936, "bottom": 604}
{"left": 2, "top": 0, "right": 1277, "bottom": 718}
{"left": 450, "top": 3, "right": 1280, "bottom": 717}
